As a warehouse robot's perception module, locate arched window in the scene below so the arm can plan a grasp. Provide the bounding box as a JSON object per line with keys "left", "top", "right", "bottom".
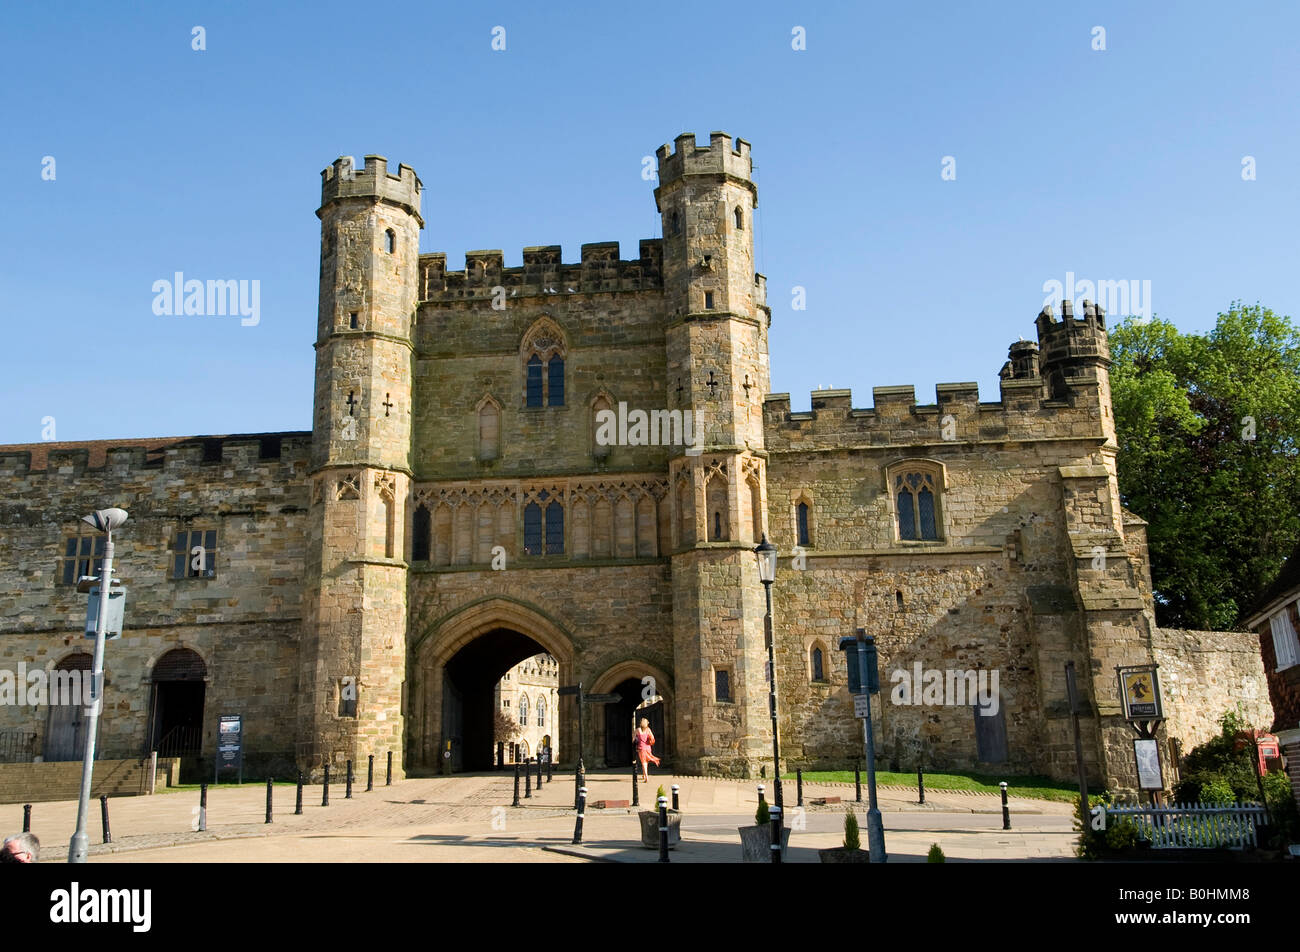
{"left": 889, "top": 464, "right": 944, "bottom": 542}
{"left": 545, "top": 501, "right": 564, "bottom": 554}
{"left": 547, "top": 356, "right": 564, "bottom": 406}
{"left": 706, "top": 474, "right": 729, "bottom": 542}
{"left": 734, "top": 206, "right": 743, "bottom": 230}
{"left": 537, "top": 695, "right": 546, "bottom": 727}
{"left": 797, "top": 501, "right": 811, "bottom": 546}
{"left": 518, "top": 693, "right": 529, "bottom": 726}
{"left": 384, "top": 229, "right": 396, "bottom": 253}
{"left": 526, "top": 355, "right": 544, "bottom": 407}
{"left": 523, "top": 503, "right": 542, "bottom": 555}
{"left": 810, "top": 645, "right": 825, "bottom": 682}
{"left": 412, "top": 505, "right": 431, "bottom": 562}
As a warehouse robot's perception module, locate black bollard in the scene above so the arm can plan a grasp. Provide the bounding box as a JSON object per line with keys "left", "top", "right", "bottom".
{"left": 797, "top": 768, "right": 804, "bottom": 807}
{"left": 295, "top": 771, "right": 304, "bottom": 815}
{"left": 322, "top": 765, "right": 330, "bottom": 807}
{"left": 1000, "top": 781, "right": 1011, "bottom": 830}
{"left": 757, "top": 782, "right": 766, "bottom": 809}
{"left": 386, "top": 750, "right": 393, "bottom": 786}
{"left": 513, "top": 762, "right": 521, "bottom": 807}
{"left": 855, "top": 762, "right": 862, "bottom": 803}
{"left": 572, "top": 786, "right": 587, "bottom": 844}
{"left": 198, "top": 783, "right": 207, "bottom": 832}
{"left": 672, "top": 784, "right": 680, "bottom": 811}
{"left": 265, "top": 779, "right": 273, "bottom": 824}
{"left": 525, "top": 758, "right": 532, "bottom": 798}
{"left": 497, "top": 742, "right": 504, "bottom": 770}
{"left": 367, "top": 754, "right": 374, "bottom": 792}
{"left": 575, "top": 763, "right": 586, "bottom": 812}
{"left": 547, "top": 751, "right": 553, "bottom": 782}
{"left": 658, "top": 796, "right": 670, "bottom": 863}
{"left": 346, "top": 760, "right": 353, "bottom": 799}
{"left": 918, "top": 765, "right": 925, "bottom": 805}
{"left": 99, "top": 795, "right": 111, "bottom": 844}
{"left": 22, "top": 804, "right": 30, "bottom": 833}
{"left": 770, "top": 803, "right": 783, "bottom": 864}
{"left": 537, "top": 755, "right": 543, "bottom": 788}
{"left": 631, "top": 761, "right": 639, "bottom": 807}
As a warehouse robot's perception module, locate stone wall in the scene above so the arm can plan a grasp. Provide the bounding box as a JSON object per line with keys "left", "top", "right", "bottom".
{"left": 1154, "top": 627, "right": 1275, "bottom": 757}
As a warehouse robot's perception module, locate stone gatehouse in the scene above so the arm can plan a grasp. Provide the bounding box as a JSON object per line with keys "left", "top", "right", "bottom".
{"left": 0, "top": 132, "right": 1270, "bottom": 793}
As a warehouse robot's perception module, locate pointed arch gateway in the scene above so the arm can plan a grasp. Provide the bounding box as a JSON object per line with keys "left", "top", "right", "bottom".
{"left": 590, "top": 659, "right": 675, "bottom": 769}
{"left": 410, "top": 598, "right": 576, "bottom": 772}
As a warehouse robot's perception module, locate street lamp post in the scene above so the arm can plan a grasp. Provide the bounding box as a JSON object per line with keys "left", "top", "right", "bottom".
{"left": 67, "top": 507, "right": 128, "bottom": 864}
{"left": 754, "top": 534, "right": 783, "bottom": 863}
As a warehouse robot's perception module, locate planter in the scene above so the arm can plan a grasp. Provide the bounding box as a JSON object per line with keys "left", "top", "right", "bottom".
{"left": 818, "top": 847, "right": 870, "bottom": 864}
{"left": 739, "top": 824, "right": 792, "bottom": 863}
{"left": 639, "top": 809, "right": 682, "bottom": 849}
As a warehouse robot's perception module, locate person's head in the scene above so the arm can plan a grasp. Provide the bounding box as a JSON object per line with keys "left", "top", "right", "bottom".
{"left": 1, "top": 833, "right": 39, "bottom": 863}
{"left": 639, "top": 718, "right": 649, "bottom": 729}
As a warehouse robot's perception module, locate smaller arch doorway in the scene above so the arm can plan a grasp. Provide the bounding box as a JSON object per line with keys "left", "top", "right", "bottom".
{"left": 147, "top": 648, "right": 207, "bottom": 758}
{"left": 43, "top": 653, "right": 92, "bottom": 761}
{"left": 603, "top": 677, "right": 665, "bottom": 767}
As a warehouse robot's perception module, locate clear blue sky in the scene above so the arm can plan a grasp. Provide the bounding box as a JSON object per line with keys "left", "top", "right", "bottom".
{"left": 2, "top": 1, "right": 1296, "bottom": 444}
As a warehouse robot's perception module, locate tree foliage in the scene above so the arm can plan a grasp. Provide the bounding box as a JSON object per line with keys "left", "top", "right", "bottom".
{"left": 493, "top": 708, "right": 520, "bottom": 744}
{"left": 1110, "top": 303, "right": 1300, "bottom": 629}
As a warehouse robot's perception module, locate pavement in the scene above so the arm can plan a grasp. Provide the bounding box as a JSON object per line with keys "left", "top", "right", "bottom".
{"left": 1, "top": 769, "right": 1078, "bottom": 863}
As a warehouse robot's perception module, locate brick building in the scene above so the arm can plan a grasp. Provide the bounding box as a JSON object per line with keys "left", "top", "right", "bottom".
{"left": 1242, "top": 543, "right": 1300, "bottom": 807}
{"left": 0, "top": 132, "right": 1270, "bottom": 794}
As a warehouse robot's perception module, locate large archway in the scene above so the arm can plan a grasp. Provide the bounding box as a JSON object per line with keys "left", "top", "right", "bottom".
{"left": 410, "top": 598, "right": 575, "bottom": 773}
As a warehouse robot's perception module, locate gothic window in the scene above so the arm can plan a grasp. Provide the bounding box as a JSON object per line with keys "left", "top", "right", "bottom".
{"left": 797, "top": 501, "right": 811, "bottom": 546}
{"left": 526, "top": 355, "right": 544, "bottom": 407}
{"left": 524, "top": 503, "right": 542, "bottom": 555}
{"left": 384, "top": 229, "right": 396, "bottom": 253}
{"left": 676, "top": 477, "right": 694, "bottom": 547}
{"left": 412, "top": 505, "right": 431, "bottom": 562}
{"left": 734, "top": 206, "right": 743, "bottom": 230}
{"left": 547, "top": 356, "right": 565, "bottom": 406}
{"left": 518, "top": 694, "right": 529, "bottom": 726}
{"left": 890, "top": 464, "right": 944, "bottom": 542}
{"left": 537, "top": 695, "right": 546, "bottom": 727}
{"left": 545, "top": 500, "right": 564, "bottom": 554}
{"left": 810, "top": 645, "right": 825, "bottom": 682}
{"left": 521, "top": 318, "right": 566, "bottom": 408}
{"left": 706, "top": 473, "right": 729, "bottom": 542}
{"left": 477, "top": 398, "right": 501, "bottom": 460}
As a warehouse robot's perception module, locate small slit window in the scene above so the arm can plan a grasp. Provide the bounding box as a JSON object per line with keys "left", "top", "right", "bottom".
{"left": 384, "top": 229, "right": 396, "bottom": 253}
{"left": 734, "top": 206, "right": 743, "bottom": 230}
{"left": 704, "top": 292, "right": 714, "bottom": 310}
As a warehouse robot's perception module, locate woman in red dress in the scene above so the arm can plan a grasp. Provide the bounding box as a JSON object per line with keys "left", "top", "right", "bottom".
{"left": 634, "top": 717, "right": 660, "bottom": 782}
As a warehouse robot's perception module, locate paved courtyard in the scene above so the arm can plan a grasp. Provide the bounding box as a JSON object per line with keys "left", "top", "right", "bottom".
{"left": 3, "top": 770, "right": 1077, "bottom": 863}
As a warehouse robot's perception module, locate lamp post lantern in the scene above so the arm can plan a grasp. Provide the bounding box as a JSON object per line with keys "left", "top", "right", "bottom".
{"left": 753, "top": 534, "right": 783, "bottom": 863}
{"left": 68, "top": 507, "right": 128, "bottom": 864}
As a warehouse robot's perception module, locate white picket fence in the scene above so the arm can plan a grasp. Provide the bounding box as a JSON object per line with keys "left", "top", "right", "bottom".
{"left": 1107, "top": 802, "right": 1267, "bottom": 849}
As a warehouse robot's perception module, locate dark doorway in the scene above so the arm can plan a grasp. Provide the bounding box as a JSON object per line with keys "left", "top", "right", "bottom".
{"left": 44, "top": 653, "right": 91, "bottom": 762}
{"left": 442, "top": 628, "right": 549, "bottom": 772}
{"left": 603, "top": 677, "right": 665, "bottom": 767}
{"left": 148, "top": 648, "right": 207, "bottom": 757}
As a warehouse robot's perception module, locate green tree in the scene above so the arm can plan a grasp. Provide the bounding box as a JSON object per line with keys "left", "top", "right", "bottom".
{"left": 1110, "top": 303, "right": 1300, "bottom": 629}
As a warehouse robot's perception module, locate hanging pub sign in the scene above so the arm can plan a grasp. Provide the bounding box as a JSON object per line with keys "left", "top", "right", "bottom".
{"left": 1117, "top": 665, "right": 1162, "bottom": 721}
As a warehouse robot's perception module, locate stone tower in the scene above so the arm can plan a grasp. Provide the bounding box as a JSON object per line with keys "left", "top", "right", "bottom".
{"left": 298, "top": 156, "right": 422, "bottom": 780}
{"left": 655, "top": 132, "right": 773, "bottom": 775}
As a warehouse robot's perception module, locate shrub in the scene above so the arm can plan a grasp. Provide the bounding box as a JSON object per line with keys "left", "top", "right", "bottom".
{"left": 1073, "top": 791, "right": 1113, "bottom": 860}
{"left": 1199, "top": 777, "right": 1236, "bottom": 805}
{"left": 756, "top": 797, "right": 769, "bottom": 826}
{"left": 843, "top": 809, "right": 860, "bottom": 850}
{"left": 927, "top": 843, "right": 945, "bottom": 863}
{"left": 656, "top": 784, "right": 666, "bottom": 802}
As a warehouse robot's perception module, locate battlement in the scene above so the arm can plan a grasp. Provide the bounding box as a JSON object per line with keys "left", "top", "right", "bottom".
{"left": 419, "top": 240, "right": 664, "bottom": 303}
{"left": 1035, "top": 299, "right": 1110, "bottom": 366}
{"left": 655, "top": 131, "right": 754, "bottom": 190}
{"left": 763, "top": 367, "right": 1106, "bottom": 452}
{"left": 0, "top": 433, "right": 312, "bottom": 480}
{"left": 320, "top": 155, "right": 423, "bottom": 226}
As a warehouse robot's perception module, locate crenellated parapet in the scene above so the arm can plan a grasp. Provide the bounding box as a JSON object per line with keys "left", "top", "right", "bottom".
{"left": 1036, "top": 299, "right": 1110, "bottom": 399}
{"left": 418, "top": 240, "right": 664, "bottom": 303}
{"left": 654, "top": 131, "right": 755, "bottom": 203}
{"left": 320, "top": 155, "right": 423, "bottom": 226}
{"left": 0, "top": 433, "right": 312, "bottom": 480}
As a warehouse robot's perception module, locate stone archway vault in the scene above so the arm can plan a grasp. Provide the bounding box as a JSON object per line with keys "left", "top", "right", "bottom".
{"left": 409, "top": 598, "right": 576, "bottom": 771}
